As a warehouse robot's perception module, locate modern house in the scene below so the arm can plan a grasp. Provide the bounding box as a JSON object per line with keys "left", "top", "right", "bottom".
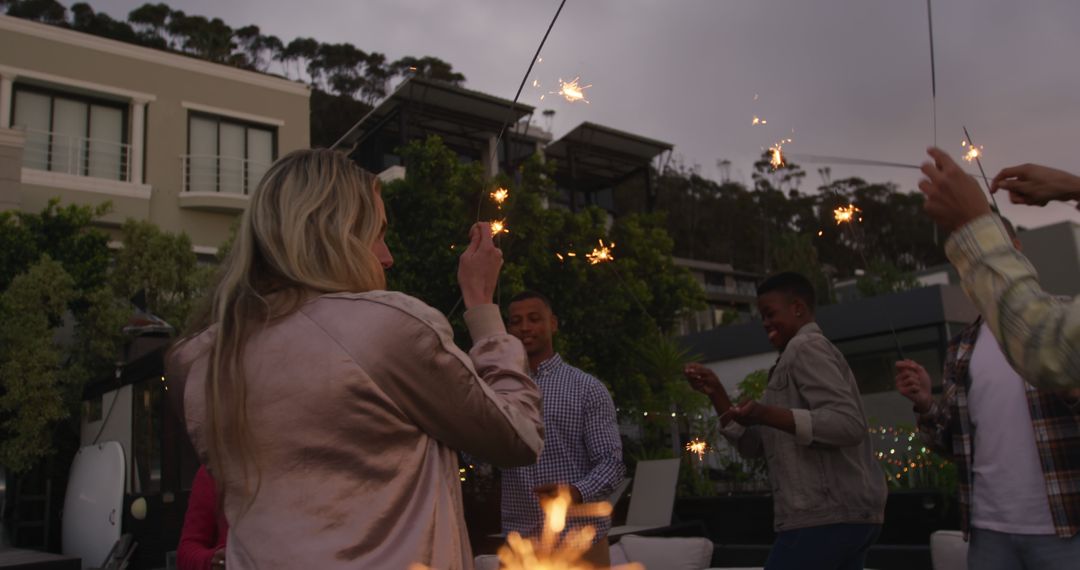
{"left": 0, "top": 14, "right": 309, "bottom": 561}
{"left": 0, "top": 14, "right": 310, "bottom": 254}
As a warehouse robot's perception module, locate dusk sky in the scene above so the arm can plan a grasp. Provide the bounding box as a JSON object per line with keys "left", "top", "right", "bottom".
{"left": 89, "top": 0, "right": 1080, "bottom": 229}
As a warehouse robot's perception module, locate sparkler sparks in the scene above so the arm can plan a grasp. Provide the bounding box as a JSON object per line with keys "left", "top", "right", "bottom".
{"left": 752, "top": 116, "right": 767, "bottom": 126}
{"left": 553, "top": 77, "right": 591, "bottom": 104}
{"left": 491, "top": 187, "right": 510, "bottom": 206}
{"left": 961, "top": 139, "right": 983, "bottom": 163}
{"left": 834, "top": 204, "right": 862, "bottom": 225}
{"left": 492, "top": 486, "right": 641, "bottom": 570}
{"left": 768, "top": 138, "right": 793, "bottom": 170}
{"left": 586, "top": 239, "right": 615, "bottom": 265}
{"left": 686, "top": 438, "right": 709, "bottom": 461}
{"left": 490, "top": 219, "right": 509, "bottom": 236}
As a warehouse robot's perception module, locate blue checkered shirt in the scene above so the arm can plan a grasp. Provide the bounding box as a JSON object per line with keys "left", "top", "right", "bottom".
{"left": 500, "top": 354, "right": 625, "bottom": 539}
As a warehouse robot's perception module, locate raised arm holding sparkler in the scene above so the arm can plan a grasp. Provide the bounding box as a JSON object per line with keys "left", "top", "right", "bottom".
{"left": 918, "top": 147, "right": 1080, "bottom": 388}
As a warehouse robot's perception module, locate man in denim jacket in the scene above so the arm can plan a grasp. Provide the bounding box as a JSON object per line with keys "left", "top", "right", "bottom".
{"left": 686, "top": 272, "right": 887, "bottom": 570}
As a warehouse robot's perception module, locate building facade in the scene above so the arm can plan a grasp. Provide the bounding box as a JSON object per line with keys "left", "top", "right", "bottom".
{"left": 0, "top": 15, "right": 310, "bottom": 253}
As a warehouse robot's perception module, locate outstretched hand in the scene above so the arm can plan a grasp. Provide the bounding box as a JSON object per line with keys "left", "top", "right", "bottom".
{"left": 991, "top": 163, "right": 1080, "bottom": 207}
{"left": 918, "top": 147, "right": 993, "bottom": 232}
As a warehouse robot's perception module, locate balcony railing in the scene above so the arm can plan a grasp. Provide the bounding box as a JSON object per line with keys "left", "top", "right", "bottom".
{"left": 181, "top": 154, "right": 271, "bottom": 195}
{"left": 21, "top": 128, "right": 131, "bottom": 182}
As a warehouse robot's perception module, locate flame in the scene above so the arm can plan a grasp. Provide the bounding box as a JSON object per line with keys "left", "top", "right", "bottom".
{"left": 686, "top": 438, "right": 708, "bottom": 461}
{"left": 961, "top": 139, "right": 983, "bottom": 163}
{"left": 833, "top": 204, "right": 861, "bottom": 225}
{"left": 553, "top": 77, "right": 591, "bottom": 104}
{"left": 491, "top": 187, "right": 510, "bottom": 206}
{"left": 586, "top": 239, "right": 615, "bottom": 265}
{"left": 491, "top": 219, "right": 509, "bottom": 236}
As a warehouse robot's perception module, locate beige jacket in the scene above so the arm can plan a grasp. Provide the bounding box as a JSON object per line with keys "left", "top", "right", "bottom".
{"left": 167, "top": 292, "right": 543, "bottom": 570}
{"left": 721, "top": 323, "right": 887, "bottom": 531}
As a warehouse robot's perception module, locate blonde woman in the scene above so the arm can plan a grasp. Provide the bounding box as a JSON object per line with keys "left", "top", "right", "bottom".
{"left": 167, "top": 149, "right": 543, "bottom": 570}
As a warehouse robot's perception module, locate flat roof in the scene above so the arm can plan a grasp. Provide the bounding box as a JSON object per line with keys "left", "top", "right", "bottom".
{"left": 680, "top": 284, "right": 978, "bottom": 362}
{"left": 545, "top": 122, "right": 673, "bottom": 185}
{"left": 334, "top": 76, "right": 535, "bottom": 149}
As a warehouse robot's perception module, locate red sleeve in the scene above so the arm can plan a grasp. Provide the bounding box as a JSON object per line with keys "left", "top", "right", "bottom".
{"left": 177, "top": 466, "right": 222, "bottom": 570}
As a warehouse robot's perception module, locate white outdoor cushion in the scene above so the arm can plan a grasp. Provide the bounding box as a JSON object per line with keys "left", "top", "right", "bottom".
{"left": 474, "top": 554, "right": 499, "bottom": 570}
{"left": 931, "top": 530, "right": 968, "bottom": 570}
{"left": 615, "top": 535, "right": 714, "bottom": 570}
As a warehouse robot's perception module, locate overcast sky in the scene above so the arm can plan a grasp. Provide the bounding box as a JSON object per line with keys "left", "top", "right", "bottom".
{"left": 87, "top": 0, "right": 1080, "bottom": 229}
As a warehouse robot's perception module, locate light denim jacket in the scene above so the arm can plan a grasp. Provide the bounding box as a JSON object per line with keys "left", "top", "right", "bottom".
{"left": 721, "top": 322, "right": 887, "bottom": 531}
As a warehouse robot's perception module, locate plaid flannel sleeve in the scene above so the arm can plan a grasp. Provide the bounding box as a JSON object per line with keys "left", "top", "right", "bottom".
{"left": 916, "top": 399, "right": 955, "bottom": 460}
{"left": 945, "top": 214, "right": 1080, "bottom": 389}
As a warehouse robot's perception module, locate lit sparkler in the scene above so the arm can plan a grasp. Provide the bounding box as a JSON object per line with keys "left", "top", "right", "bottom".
{"left": 497, "top": 486, "right": 641, "bottom": 570}
{"left": 961, "top": 139, "right": 983, "bottom": 163}
{"left": 586, "top": 239, "right": 614, "bottom": 265}
{"left": 491, "top": 219, "right": 509, "bottom": 236}
{"left": 553, "top": 77, "right": 591, "bottom": 104}
{"left": 686, "top": 438, "right": 708, "bottom": 461}
{"left": 833, "top": 204, "right": 861, "bottom": 225}
{"left": 768, "top": 138, "right": 793, "bottom": 170}
{"left": 491, "top": 187, "right": 510, "bottom": 206}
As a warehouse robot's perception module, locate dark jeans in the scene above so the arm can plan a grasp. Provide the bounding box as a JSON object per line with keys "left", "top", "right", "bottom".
{"left": 764, "top": 523, "right": 881, "bottom": 570}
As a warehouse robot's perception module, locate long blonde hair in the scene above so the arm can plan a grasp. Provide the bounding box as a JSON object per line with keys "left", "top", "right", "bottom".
{"left": 191, "top": 148, "right": 385, "bottom": 509}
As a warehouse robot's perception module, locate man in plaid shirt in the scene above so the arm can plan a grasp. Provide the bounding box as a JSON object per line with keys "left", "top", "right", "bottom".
{"left": 502, "top": 291, "right": 625, "bottom": 566}
{"left": 895, "top": 226, "right": 1080, "bottom": 569}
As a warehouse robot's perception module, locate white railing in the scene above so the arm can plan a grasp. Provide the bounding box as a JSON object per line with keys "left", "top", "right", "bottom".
{"left": 21, "top": 128, "right": 131, "bottom": 182}
{"left": 181, "top": 154, "right": 271, "bottom": 195}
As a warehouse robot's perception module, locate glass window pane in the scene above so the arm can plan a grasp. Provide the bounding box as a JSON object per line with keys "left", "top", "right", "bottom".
{"left": 246, "top": 128, "right": 273, "bottom": 194}
{"left": 51, "top": 98, "right": 88, "bottom": 175}
{"left": 188, "top": 116, "right": 217, "bottom": 192}
{"left": 12, "top": 91, "right": 51, "bottom": 170}
{"left": 219, "top": 123, "right": 245, "bottom": 194}
{"left": 88, "top": 105, "right": 125, "bottom": 181}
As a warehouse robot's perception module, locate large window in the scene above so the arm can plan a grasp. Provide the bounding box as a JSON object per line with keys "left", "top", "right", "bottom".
{"left": 11, "top": 85, "right": 129, "bottom": 181}
{"left": 186, "top": 113, "right": 275, "bottom": 195}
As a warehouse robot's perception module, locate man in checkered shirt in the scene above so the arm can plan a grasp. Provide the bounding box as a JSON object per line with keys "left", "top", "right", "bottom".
{"left": 502, "top": 290, "right": 625, "bottom": 566}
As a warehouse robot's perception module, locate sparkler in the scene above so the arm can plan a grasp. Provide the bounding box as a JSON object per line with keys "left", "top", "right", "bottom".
{"left": 491, "top": 187, "right": 510, "bottom": 206}
{"left": 961, "top": 126, "right": 1001, "bottom": 212}
{"left": 927, "top": 0, "right": 938, "bottom": 146}
{"left": 686, "top": 438, "right": 708, "bottom": 461}
{"left": 585, "top": 239, "right": 615, "bottom": 265}
{"left": 490, "top": 219, "right": 509, "bottom": 236}
{"left": 766, "top": 138, "right": 793, "bottom": 170}
{"left": 552, "top": 77, "right": 591, "bottom": 104}
{"left": 833, "top": 204, "right": 861, "bottom": 225}
{"left": 492, "top": 486, "right": 642, "bottom": 570}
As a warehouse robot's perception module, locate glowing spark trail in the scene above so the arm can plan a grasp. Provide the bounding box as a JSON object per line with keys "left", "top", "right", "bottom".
{"left": 686, "top": 438, "right": 708, "bottom": 461}
{"left": 752, "top": 116, "right": 767, "bottom": 126}
{"left": 834, "top": 204, "right": 861, "bottom": 225}
{"left": 768, "top": 138, "right": 793, "bottom": 170}
{"left": 586, "top": 239, "right": 614, "bottom": 265}
{"left": 961, "top": 140, "right": 982, "bottom": 163}
{"left": 553, "top": 77, "right": 591, "bottom": 104}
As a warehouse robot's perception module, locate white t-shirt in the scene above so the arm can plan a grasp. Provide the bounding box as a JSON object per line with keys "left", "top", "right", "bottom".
{"left": 967, "top": 323, "right": 1056, "bottom": 535}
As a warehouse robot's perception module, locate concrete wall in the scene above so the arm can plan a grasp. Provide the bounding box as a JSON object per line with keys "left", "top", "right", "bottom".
{"left": 0, "top": 16, "right": 310, "bottom": 249}
{"left": 1020, "top": 221, "right": 1080, "bottom": 297}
